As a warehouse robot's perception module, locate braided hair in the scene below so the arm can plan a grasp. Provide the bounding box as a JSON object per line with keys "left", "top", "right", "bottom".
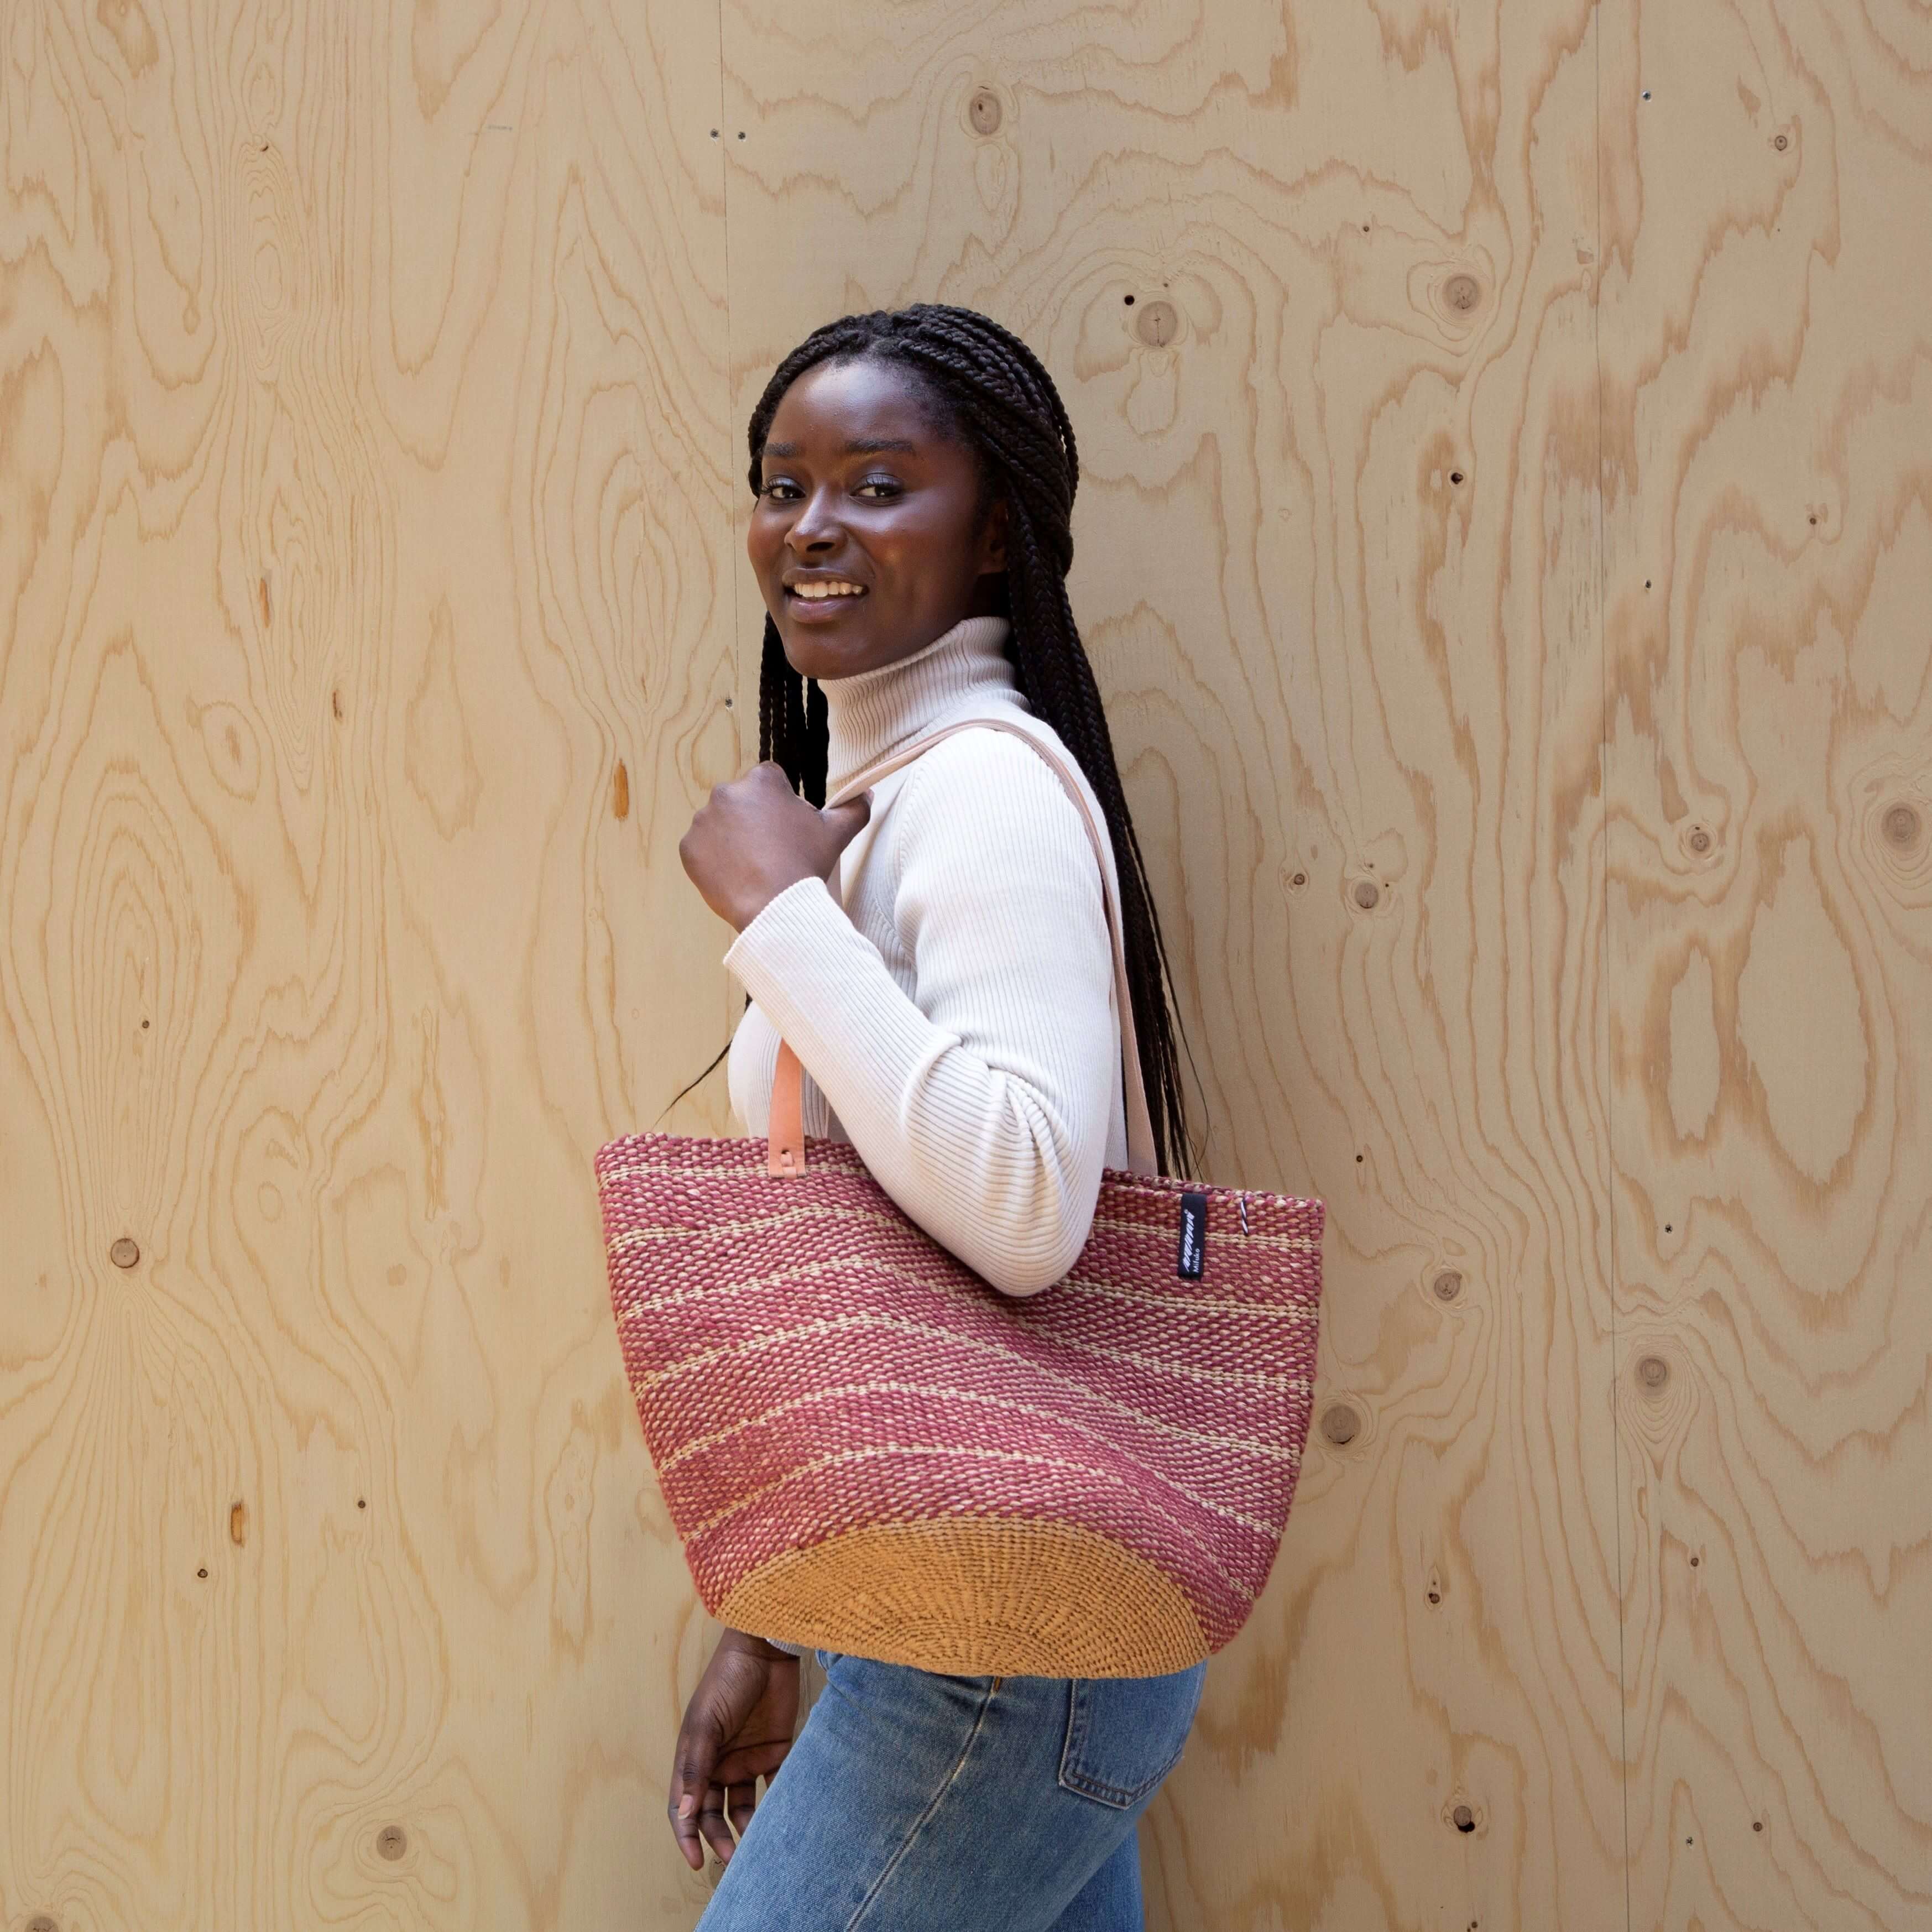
{"left": 748, "top": 304, "right": 1195, "bottom": 1176}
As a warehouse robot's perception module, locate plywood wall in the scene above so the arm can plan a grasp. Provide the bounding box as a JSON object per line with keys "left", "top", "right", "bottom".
{"left": 1, "top": 1, "right": 1925, "bottom": 1929}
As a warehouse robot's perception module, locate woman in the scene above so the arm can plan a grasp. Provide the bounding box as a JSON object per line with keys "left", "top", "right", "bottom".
{"left": 671, "top": 305, "right": 1203, "bottom": 1931}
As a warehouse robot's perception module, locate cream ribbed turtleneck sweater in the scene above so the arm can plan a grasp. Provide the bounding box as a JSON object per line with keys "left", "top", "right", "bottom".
{"left": 723, "top": 615, "right": 1127, "bottom": 1297}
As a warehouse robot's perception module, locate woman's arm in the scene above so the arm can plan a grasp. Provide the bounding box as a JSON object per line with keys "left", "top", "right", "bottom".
{"left": 723, "top": 732, "right": 1118, "bottom": 1296}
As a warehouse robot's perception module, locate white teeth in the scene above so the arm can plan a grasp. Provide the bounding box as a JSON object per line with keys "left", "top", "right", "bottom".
{"left": 792, "top": 581, "right": 865, "bottom": 599}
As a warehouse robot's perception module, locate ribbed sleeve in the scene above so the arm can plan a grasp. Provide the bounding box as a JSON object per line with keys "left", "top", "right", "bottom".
{"left": 723, "top": 728, "right": 1120, "bottom": 1297}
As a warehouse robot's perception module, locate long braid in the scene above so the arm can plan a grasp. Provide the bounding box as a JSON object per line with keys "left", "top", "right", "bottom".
{"left": 748, "top": 305, "right": 1197, "bottom": 1176}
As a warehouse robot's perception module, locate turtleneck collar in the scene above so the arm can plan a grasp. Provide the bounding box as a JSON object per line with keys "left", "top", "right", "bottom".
{"left": 822, "top": 614, "right": 1029, "bottom": 792}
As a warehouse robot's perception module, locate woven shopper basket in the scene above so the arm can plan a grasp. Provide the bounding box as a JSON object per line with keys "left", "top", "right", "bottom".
{"left": 597, "top": 719, "right": 1324, "bottom": 1678}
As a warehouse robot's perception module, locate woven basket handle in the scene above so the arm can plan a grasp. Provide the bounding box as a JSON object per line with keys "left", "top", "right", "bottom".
{"left": 766, "top": 717, "right": 1158, "bottom": 1179}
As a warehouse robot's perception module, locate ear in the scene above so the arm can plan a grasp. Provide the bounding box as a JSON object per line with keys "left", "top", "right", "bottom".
{"left": 977, "top": 496, "right": 1010, "bottom": 575}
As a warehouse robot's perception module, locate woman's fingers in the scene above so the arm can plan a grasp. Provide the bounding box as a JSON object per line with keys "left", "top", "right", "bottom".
{"left": 669, "top": 1715, "right": 722, "bottom": 1871}
{"left": 727, "top": 1780, "right": 758, "bottom": 1838}
{"left": 670, "top": 1787, "right": 707, "bottom": 1872}
{"left": 711, "top": 1736, "right": 793, "bottom": 1789}
{"left": 697, "top": 1784, "right": 738, "bottom": 1866}
{"left": 819, "top": 791, "right": 871, "bottom": 863}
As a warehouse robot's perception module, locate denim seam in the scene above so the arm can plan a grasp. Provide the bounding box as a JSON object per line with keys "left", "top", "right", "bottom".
{"left": 843, "top": 1678, "right": 1000, "bottom": 1930}
{"left": 1057, "top": 1683, "right": 1185, "bottom": 1809}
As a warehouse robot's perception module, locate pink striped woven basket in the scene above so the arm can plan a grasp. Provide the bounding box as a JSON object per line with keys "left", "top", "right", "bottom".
{"left": 597, "top": 721, "right": 1324, "bottom": 1678}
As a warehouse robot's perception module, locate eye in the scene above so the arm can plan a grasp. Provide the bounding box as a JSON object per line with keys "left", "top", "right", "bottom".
{"left": 760, "top": 478, "right": 803, "bottom": 502}
{"left": 854, "top": 476, "right": 905, "bottom": 500}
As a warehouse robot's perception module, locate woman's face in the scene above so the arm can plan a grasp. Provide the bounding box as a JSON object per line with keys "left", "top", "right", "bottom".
{"left": 748, "top": 357, "right": 1007, "bottom": 682}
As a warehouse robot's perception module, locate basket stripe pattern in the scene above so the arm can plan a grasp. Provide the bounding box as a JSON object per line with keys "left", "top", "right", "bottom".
{"left": 598, "top": 1134, "right": 1323, "bottom": 1673}
{"left": 597, "top": 717, "right": 1324, "bottom": 1677}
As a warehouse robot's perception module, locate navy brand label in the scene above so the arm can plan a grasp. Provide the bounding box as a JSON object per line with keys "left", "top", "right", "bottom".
{"left": 1177, "top": 1191, "right": 1209, "bottom": 1279}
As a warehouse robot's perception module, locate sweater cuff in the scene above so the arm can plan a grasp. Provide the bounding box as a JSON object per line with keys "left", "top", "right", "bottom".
{"left": 722, "top": 874, "right": 848, "bottom": 986}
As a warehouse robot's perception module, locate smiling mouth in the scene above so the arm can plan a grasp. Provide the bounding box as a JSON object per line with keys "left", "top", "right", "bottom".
{"left": 786, "top": 579, "right": 869, "bottom": 603}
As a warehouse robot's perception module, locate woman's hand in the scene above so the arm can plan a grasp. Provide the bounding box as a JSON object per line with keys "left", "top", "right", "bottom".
{"left": 679, "top": 763, "right": 871, "bottom": 933}
{"left": 668, "top": 1629, "right": 802, "bottom": 1871}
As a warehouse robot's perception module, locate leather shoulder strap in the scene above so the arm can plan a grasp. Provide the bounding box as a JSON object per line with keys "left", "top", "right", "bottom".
{"left": 767, "top": 717, "right": 1158, "bottom": 1178}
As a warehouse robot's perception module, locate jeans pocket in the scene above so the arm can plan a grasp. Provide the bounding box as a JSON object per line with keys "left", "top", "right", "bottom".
{"left": 1056, "top": 1664, "right": 1208, "bottom": 1810}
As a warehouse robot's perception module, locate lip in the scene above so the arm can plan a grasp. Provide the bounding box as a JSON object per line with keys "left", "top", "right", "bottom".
{"left": 780, "top": 572, "right": 871, "bottom": 622}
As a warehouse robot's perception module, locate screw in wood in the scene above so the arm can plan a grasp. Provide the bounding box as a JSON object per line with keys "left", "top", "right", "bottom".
{"left": 1432, "top": 1269, "right": 1464, "bottom": 1303}
{"left": 1637, "top": 1354, "right": 1670, "bottom": 1391}
{"left": 968, "top": 88, "right": 1002, "bottom": 135}
{"left": 110, "top": 1237, "right": 141, "bottom": 1269}
{"left": 1353, "top": 879, "right": 1380, "bottom": 909}
{"left": 1135, "top": 300, "right": 1178, "bottom": 347}
{"left": 1320, "top": 1402, "right": 1360, "bottom": 1446}
{"left": 377, "top": 1824, "right": 408, "bottom": 1860}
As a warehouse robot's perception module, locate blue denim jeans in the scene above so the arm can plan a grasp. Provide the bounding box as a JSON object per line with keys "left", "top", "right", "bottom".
{"left": 697, "top": 1653, "right": 1208, "bottom": 1931}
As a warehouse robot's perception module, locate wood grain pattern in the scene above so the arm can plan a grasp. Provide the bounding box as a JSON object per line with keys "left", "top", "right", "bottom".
{"left": 2, "top": 0, "right": 1924, "bottom": 1927}
{"left": 2, "top": 1, "right": 740, "bottom": 1925}
{"left": 1598, "top": 1, "right": 1932, "bottom": 1926}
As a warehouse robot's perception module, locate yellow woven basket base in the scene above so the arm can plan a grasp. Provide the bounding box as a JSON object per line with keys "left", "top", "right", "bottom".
{"left": 714, "top": 1518, "right": 1209, "bottom": 1678}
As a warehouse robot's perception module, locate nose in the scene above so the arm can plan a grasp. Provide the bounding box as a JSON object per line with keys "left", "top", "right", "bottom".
{"left": 785, "top": 481, "right": 844, "bottom": 556}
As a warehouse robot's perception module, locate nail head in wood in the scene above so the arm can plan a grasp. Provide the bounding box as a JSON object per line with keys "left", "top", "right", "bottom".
{"left": 1320, "top": 1402, "right": 1360, "bottom": 1445}
{"left": 968, "top": 88, "right": 1002, "bottom": 135}
{"left": 1135, "top": 300, "right": 1178, "bottom": 347}
{"left": 111, "top": 1237, "right": 141, "bottom": 1269}
{"left": 377, "top": 1824, "right": 408, "bottom": 1860}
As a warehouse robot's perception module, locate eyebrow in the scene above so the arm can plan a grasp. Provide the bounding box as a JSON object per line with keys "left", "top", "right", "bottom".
{"left": 762, "top": 436, "right": 920, "bottom": 459}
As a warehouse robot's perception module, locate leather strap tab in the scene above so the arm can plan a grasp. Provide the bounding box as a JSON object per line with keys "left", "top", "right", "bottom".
{"left": 767, "top": 1040, "right": 807, "bottom": 1177}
